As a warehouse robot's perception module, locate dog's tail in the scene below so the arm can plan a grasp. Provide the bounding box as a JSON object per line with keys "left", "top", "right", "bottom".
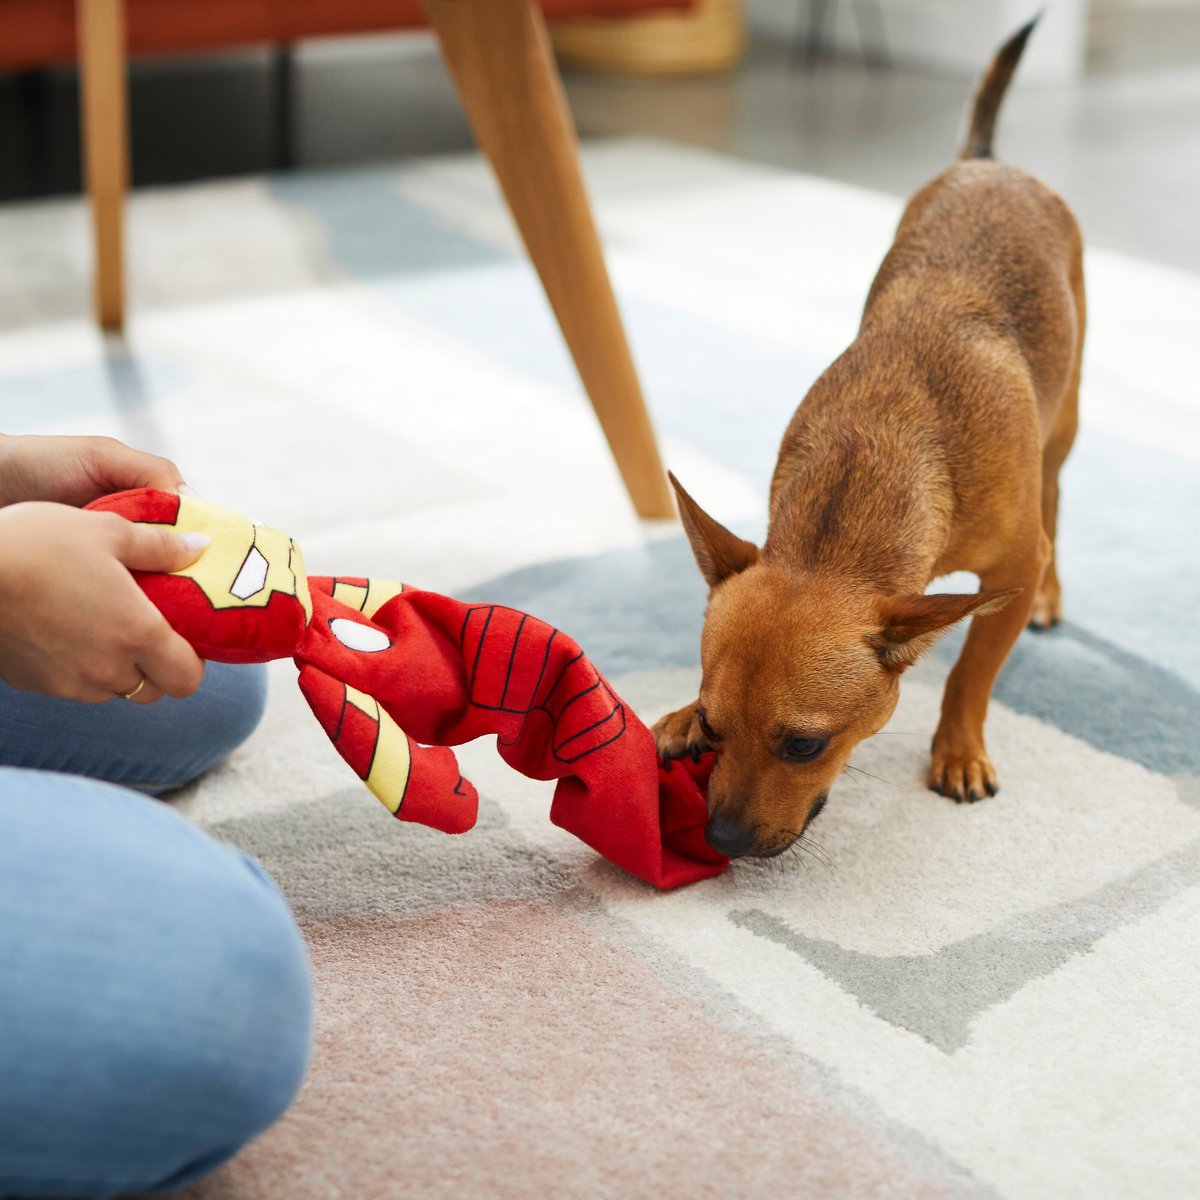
{"left": 957, "top": 14, "right": 1040, "bottom": 160}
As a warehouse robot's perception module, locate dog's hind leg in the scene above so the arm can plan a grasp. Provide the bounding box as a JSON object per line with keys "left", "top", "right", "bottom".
{"left": 1028, "top": 388, "right": 1076, "bottom": 629}
{"left": 1030, "top": 277, "right": 1085, "bottom": 631}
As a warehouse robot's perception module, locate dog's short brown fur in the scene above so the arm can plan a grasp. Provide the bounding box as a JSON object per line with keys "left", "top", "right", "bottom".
{"left": 654, "top": 19, "right": 1085, "bottom": 859}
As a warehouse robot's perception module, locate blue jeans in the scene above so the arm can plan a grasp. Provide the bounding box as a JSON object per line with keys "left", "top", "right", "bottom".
{"left": 0, "top": 667, "right": 314, "bottom": 1199}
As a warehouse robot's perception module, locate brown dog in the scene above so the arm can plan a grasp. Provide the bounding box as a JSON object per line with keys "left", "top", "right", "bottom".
{"left": 653, "top": 18, "right": 1085, "bottom": 859}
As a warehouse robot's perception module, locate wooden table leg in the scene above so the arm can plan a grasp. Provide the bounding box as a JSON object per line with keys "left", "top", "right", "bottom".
{"left": 424, "top": 0, "right": 674, "bottom": 520}
{"left": 77, "top": 0, "right": 128, "bottom": 332}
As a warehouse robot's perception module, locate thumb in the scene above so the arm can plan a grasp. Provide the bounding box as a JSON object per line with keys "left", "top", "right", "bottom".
{"left": 111, "top": 518, "right": 211, "bottom": 573}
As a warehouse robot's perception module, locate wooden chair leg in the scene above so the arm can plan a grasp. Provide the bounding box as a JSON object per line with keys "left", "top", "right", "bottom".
{"left": 424, "top": 0, "right": 674, "bottom": 519}
{"left": 77, "top": 0, "right": 129, "bottom": 331}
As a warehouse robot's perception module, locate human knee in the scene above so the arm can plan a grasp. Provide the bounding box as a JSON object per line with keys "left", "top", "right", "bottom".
{"left": 124, "top": 852, "right": 314, "bottom": 1192}
{"left": 0, "top": 784, "right": 313, "bottom": 1198}
{"left": 173, "top": 851, "right": 314, "bottom": 1120}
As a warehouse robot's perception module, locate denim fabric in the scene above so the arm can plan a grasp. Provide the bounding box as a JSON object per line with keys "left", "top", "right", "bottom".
{"left": 0, "top": 663, "right": 269, "bottom": 794}
{"left": 0, "top": 771, "right": 313, "bottom": 1198}
{"left": 0, "top": 667, "right": 313, "bottom": 1198}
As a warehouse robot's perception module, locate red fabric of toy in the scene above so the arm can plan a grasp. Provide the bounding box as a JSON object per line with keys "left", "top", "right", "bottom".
{"left": 85, "top": 488, "right": 728, "bottom": 890}
{"left": 307, "top": 584, "right": 726, "bottom": 889}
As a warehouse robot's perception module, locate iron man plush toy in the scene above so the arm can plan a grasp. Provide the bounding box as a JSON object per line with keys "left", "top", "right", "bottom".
{"left": 85, "top": 489, "right": 728, "bottom": 890}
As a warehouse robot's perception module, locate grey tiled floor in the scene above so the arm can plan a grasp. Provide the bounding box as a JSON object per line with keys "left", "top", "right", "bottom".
{"left": 0, "top": 21, "right": 1196, "bottom": 271}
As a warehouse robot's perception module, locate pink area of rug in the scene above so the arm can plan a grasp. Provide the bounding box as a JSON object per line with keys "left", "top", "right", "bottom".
{"left": 181, "top": 906, "right": 947, "bottom": 1200}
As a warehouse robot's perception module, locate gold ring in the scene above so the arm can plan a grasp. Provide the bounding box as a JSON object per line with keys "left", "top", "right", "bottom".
{"left": 121, "top": 676, "right": 147, "bottom": 701}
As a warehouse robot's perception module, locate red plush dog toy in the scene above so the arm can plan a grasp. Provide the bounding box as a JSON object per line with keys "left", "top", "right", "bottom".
{"left": 86, "top": 489, "right": 728, "bottom": 890}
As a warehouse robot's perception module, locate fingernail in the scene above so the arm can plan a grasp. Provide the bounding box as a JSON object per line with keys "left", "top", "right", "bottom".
{"left": 180, "top": 532, "right": 211, "bottom": 554}
{"left": 178, "top": 484, "right": 203, "bottom": 498}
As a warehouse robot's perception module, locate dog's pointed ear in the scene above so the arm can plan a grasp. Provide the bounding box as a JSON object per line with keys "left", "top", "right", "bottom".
{"left": 669, "top": 472, "right": 759, "bottom": 589}
{"left": 871, "top": 588, "right": 1021, "bottom": 673}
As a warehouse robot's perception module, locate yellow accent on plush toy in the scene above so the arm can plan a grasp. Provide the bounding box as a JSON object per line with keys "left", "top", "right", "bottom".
{"left": 344, "top": 684, "right": 413, "bottom": 813}
{"left": 330, "top": 577, "right": 405, "bottom": 619}
{"left": 360, "top": 580, "right": 405, "bottom": 620}
{"left": 169, "top": 494, "right": 312, "bottom": 620}
{"left": 331, "top": 579, "right": 368, "bottom": 612}
{"left": 366, "top": 707, "right": 413, "bottom": 813}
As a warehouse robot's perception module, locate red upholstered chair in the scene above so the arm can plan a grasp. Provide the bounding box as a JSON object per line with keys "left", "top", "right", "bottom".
{"left": 0, "top": 0, "right": 690, "bottom": 516}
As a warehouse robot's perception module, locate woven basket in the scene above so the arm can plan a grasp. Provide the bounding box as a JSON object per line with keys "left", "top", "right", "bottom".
{"left": 549, "top": 0, "right": 745, "bottom": 77}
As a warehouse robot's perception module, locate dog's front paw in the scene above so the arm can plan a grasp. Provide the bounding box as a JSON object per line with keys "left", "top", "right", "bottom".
{"left": 928, "top": 739, "right": 998, "bottom": 803}
{"left": 652, "top": 701, "right": 709, "bottom": 767}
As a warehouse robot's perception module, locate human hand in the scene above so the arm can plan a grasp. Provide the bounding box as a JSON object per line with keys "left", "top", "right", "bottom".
{"left": 0, "top": 433, "right": 189, "bottom": 508}
{"left": 0, "top": 502, "right": 208, "bottom": 704}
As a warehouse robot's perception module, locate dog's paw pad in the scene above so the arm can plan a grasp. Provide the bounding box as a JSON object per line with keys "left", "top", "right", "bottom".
{"left": 928, "top": 746, "right": 998, "bottom": 805}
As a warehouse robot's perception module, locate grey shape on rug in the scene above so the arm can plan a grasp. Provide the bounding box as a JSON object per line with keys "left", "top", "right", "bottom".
{"left": 207, "top": 789, "right": 579, "bottom": 922}
{"left": 731, "top": 832, "right": 1200, "bottom": 1053}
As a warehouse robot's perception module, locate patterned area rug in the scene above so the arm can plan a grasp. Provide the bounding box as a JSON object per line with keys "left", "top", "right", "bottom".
{"left": 3, "top": 140, "right": 1198, "bottom": 1200}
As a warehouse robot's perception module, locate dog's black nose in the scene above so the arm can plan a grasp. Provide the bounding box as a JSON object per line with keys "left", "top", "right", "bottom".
{"left": 704, "top": 814, "right": 756, "bottom": 858}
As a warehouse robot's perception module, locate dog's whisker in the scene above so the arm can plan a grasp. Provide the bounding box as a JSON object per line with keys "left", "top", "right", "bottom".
{"left": 796, "top": 835, "right": 833, "bottom": 870}
{"left": 781, "top": 825, "right": 835, "bottom": 870}
{"left": 786, "top": 842, "right": 814, "bottom": 881}
{"left": 800, "top": 834, "right": 838, "bottom": 873}
{"left": 846, "top": 763, "right": 901, "bottom": 790}
{"left": 779, "top": 827, "right": 837, "bottom": 874}
{"left": 841, "top": 768, "right": 869, "bottom": 798}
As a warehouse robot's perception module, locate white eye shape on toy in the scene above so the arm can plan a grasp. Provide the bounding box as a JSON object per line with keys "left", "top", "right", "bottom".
{"left": 329, "top": 618, "right": 391, "bottom": 653}
{"left": 231, "top": 546, "right": 269, "bottom": 599}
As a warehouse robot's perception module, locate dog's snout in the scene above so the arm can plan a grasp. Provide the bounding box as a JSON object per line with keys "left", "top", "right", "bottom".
{"left": 704, "top": 813, "right": 756, "bottom": 858}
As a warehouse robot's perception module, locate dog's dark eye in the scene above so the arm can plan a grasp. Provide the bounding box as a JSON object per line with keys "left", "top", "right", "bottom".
{"left": 696, "top": 709, "right": 720, "bottom": 743}
{"left": 781, "top": 735, "right": 827, "bottom": 763}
